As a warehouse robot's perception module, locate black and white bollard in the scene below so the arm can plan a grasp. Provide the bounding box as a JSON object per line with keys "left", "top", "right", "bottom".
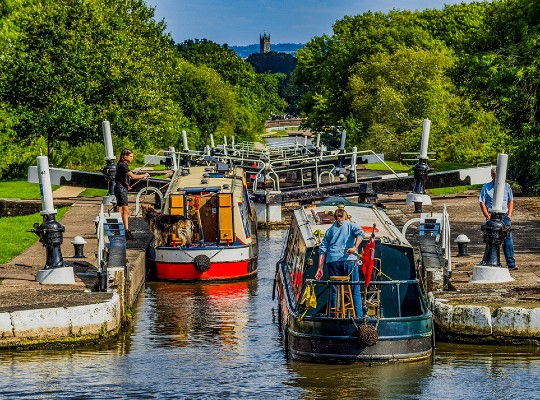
{"left": 101, "top": 120, "right": 117, "bottom": 206}
{"left": 71, "top": 236, "right": 87, "bottom": 258}
{"left": 33, "top": 155, "right": 75, "bottom": 284}
{"left": 471, "top": 154, "right": 514, "bottom": 283}
{"left": 406, "top": 119, "right": 432, "bottom": 213}
{"left": 454, "top": 234, "right": 470, "bottom": 257}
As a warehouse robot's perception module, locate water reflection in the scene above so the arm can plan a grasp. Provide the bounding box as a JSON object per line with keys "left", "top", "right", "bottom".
{"left": 288, "top": 359, "right": 432, "bottom": 399}
{"left": 146, "top": 280, "right": 257, "bottom": 353}
{"left": 0, "top": 230, "right": 539, "bottom": 399}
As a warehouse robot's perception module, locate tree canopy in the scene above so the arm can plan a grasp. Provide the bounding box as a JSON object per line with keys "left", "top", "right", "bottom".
{"left": 0, "top": 1, "right": 283, "bottom": 177}
{"left": 294, "top": 1, "right": 539, "bottom": 190}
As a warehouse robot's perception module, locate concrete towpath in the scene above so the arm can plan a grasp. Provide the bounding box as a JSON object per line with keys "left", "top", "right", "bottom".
{"left": 382, "top": 192, "right": 540, "bottom": 344}
{"left": 0, "top": 191, "right": 150, "bottom": 348}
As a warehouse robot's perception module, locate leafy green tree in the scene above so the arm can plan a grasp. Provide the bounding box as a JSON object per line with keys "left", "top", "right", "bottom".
{"left": 171, "top": 62, "right": 237, "bottom": 149}
{"left": 246, "top": 52, "right": 297, "bottom": 75}
{"left": 295, "top": 11, "right": 442, "bottom": 130}
{"left": 0, "top": 0, "right": 190, "bottom": 172}
{"left": 177, "top": 39, "right": 285, "bottom": 139}
{"left": 445, "top": 0, "right": 540, "bottom": 189}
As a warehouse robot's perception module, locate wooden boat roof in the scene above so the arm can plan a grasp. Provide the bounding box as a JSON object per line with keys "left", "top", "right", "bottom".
{"left": 169, "top": 165, "right": 245, "bottom": 196}
{"left": 293, "top": 197, "right": 410, "bottom": 248}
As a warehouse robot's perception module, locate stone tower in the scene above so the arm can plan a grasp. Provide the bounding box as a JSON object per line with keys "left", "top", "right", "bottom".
{"left": 260, "top": 33, "right": 270, "bottom": 53}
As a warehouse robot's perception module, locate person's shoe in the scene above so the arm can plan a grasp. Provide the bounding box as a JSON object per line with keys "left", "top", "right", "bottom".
{"left": 508, "top": 266, "right": 518, "bottom": 271}
{"left": 125, "top": 230, "right": 136, "bottom": 240}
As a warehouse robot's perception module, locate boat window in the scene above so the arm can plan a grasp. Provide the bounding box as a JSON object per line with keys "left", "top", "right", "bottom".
{"left": 238, "top": 190, "right": 251, "bottom": 238}
{"left": 316, "top": 211, "right": 335, "bottom": 224}
{"left": 285, "top": 227, "right": 298, "bottom": 273}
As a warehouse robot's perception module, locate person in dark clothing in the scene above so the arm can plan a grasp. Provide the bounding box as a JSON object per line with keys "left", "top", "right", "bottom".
{"left": 114, "top": 148, "right": 150, "bottom": 240}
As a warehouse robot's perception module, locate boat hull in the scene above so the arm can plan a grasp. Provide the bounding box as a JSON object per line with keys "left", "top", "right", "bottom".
{"left": 277, "top": 266, "right": 432, "bottom": 363}
{"left": 287, "top": 321, "right": 432, "bottom": 363}
{"left": 151, "top": 244, "right": 257, "bottom": 281}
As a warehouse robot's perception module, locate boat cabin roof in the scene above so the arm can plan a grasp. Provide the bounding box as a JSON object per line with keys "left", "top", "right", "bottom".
{"left": 169, "top": 165, "right": 245, "bottom": 195}
{"left": 294, "top": 197, "right": 410, "bottom": 248}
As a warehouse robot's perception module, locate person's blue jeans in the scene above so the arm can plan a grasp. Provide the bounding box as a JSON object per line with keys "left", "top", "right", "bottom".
{"left": 502, "top": 215, "right": 516, "bottom": 268}
{"left": 327, "top": 260, "right": 363, "bottom": 317}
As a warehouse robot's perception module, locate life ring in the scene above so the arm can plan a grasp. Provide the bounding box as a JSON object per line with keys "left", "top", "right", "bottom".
{"left": 194, "top": 254, "right": 211, "bottom": 272}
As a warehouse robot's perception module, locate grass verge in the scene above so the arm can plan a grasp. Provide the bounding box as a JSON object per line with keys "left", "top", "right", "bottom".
{"left": 362, "top": 161, "right": 410, "bottom": 172}
{"left": 0, "top": 181, "right": 60, "bottom": 199}
{"left": 0, "top": 207, "right": 69, "bottom": 264}
{"left": 427, "top": 185, "right": 482, "bottom": 196}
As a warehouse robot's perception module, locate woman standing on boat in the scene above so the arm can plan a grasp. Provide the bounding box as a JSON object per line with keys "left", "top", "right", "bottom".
{"left": 114, "top": 148, "right": 150, "bottom": 240}
{"left": 315, "top": 208, "right": 365, "bottom": 316}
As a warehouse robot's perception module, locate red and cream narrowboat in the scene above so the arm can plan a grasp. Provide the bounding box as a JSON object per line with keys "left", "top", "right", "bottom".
{"left": 147, "top": 164, "right": 258, "bottom": 281}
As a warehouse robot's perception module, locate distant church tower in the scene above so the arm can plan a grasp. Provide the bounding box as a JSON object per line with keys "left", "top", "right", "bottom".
{"left": 260, "top": 33, "right": 270, "bottom": 53}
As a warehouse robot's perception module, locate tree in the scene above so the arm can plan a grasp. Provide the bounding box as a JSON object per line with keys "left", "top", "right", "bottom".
{"left": 246, "top": 52, "right": 297, "bottom": 75}
{"left": 0, "top": 0, "right": 189, "bottom": 167}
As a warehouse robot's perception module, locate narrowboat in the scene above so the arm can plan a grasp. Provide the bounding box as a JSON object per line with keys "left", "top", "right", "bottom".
{"left": 275, "top": 197, "right": 433, "bottom": 363}
{"left": 147, "top": 164, "right": 258, "bottom": 281}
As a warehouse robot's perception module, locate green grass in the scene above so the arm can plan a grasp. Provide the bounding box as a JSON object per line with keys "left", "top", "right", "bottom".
{"left": 0, "top": 180, "right": 60, "bottom": 199}
{"left": 0, "top": 207, "right": 69, "bottom": 264}
{"left": 79, "top": 188, "right": 109, "bottom": 197}
{"left": 427, "top": 184, "right": 482, "bottom": 196}
{"left": 362, "top": 161, "right": 410, "bottom": 172}
{"left": 431, "top": 161, "right": 475, "bottom": 172}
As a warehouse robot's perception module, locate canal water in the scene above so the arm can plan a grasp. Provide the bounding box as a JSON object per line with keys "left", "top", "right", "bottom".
{"left": 0, "top": 230, "right": 539, "bottom": 399}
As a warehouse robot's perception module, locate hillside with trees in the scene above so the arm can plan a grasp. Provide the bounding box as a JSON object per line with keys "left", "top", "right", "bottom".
{"left": 0, "top": 0, "right": 284, "bottom": 178}
{"left": 293, "top": 0, "right": 539, "bottom": 191}
{"left": 0, "top": 0, "right": 539, "bottom": 191}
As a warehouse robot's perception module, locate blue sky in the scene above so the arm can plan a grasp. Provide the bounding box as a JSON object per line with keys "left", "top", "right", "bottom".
{"left": 145, "top": 0, "right": 473, "bottom": 46}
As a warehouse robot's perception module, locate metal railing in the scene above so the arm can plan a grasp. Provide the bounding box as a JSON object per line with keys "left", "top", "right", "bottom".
{"left": 295, "top": 278, "right": 428, "bottom": 319}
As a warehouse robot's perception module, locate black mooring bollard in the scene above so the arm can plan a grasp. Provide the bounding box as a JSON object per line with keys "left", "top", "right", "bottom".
{"left": 480, "top": 213, "right": 507, "bottom": 267}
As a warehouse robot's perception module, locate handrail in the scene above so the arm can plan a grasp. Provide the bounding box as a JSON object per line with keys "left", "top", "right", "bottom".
{"left": 294, "top": 278, "right": 421, "bottom": 317}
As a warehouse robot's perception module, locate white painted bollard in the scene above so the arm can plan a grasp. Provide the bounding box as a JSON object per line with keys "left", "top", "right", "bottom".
{"left": 182, "top": 130, "right": 189, "bottom": 152}
{"left": 37, "top": 156, "right": 56, "bottom": 216}
{"left": 491, "top": 153, "right": 508, "bottom": 213}
{"left": 419, "top": 118, "right": 431, "bottom": 160}
{"left": 102, "top": 120, "right": 117, "bottom": 206}
{"left": 102, "top": 120, "right": 115, "bottom": 161}
{"left": 35, "top": 155, "right": 75, "bottom": 285}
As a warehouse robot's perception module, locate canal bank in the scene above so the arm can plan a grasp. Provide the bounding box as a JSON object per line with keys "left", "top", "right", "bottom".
{"left": 382, "top": 193, "right": 540, "bottom": 345}
{"left": 1, "top": 189, "right": 539, "bottom": 349}
{"left": 0, "top": 192, "right": 149, "bottom": 349}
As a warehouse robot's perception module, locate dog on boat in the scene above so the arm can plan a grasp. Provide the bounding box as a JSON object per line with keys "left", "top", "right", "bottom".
{"left": 141, "top": 204, "right": 193, "bottom": 247}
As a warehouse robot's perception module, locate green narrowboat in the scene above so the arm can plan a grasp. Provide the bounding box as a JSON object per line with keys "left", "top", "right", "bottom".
{"left": 274, "top": 197, "right": 433, "bottom": 363}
